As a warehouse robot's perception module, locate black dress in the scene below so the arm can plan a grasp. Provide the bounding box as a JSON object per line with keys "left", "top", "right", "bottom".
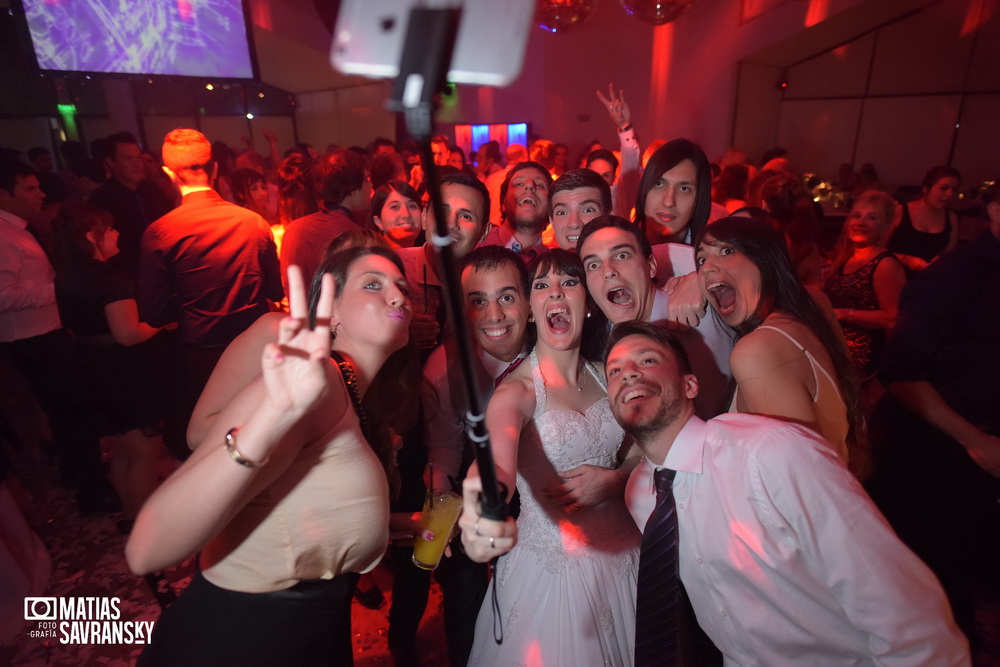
{"left": 55, "top": 258, "right": 167, "bottom": 436}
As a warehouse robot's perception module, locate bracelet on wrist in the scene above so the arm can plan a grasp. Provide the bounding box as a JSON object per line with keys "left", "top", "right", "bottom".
{"left": 224, "top": 427, "right": 269, "bottom": 469}
{"left": 618, "top": 123, "right": 632, "bottom": 133}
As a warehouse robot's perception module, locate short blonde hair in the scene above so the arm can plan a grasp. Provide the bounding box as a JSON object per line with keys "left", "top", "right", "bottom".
{"left": 161, "top": 128, "right": 212, "bottom": 173}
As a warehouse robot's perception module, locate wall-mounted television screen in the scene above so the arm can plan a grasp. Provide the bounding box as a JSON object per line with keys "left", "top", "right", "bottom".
{"left": 14, "top": 0, "right": 258, "bottom": 80}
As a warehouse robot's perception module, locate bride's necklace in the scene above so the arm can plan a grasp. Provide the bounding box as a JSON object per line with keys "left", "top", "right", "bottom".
{"left": 544, "top": 365, "right": 589, "bottom": 392}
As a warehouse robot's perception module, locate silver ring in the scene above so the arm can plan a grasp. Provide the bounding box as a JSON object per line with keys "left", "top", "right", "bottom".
{"left": 474, "top": 521, "right": 481, "bottom": 537}
{"left": 489, "top": 536, "right": 496, "bottom": 549}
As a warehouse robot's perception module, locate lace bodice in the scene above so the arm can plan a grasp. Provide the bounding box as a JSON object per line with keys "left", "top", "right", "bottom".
{"left": 503, "top": 351, "right": 637, "bottom": 581}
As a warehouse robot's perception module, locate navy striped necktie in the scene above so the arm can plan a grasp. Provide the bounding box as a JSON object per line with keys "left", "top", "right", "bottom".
{"left": 634, "top": 466, "right": 680, "bottom": 667}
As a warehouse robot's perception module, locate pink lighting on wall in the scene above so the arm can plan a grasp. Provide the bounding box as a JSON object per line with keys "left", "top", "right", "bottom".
{"left": 649, "top": 24, "right": 674, "bottom": 132}
{"left": 804, "top": 0, "right": 829, "bottom": 27}
{"left": 960, "top": 0, "right": 995, "bottom": 37}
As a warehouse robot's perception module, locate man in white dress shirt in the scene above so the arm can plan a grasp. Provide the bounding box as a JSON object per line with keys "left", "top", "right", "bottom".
{"left": 604, "top": 321, "right": 969, "bottom": 666}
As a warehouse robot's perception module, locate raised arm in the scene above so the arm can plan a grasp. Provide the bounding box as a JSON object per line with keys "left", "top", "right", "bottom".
{"left": 476, "top": 375, "right": 534, "bottom": 499}
{"left": 597, "top": 83, "right": 641, "bottom": 219}
{"left": 187, "top": 312, "right": 283, "bottom": 450}
{"left": 126, "top": 267, "right": 345, "bottom": 574}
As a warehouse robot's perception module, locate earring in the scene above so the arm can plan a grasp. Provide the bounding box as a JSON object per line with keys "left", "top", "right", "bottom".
{"left": 586, "top": 312, "right": 592, "bottom": 318}
{"left": 331, "top": 322, "right": 339, "bottom": 338}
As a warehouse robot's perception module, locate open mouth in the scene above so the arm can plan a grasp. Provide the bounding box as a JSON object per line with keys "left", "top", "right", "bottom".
{"left": 607, "top": 287, "right": 634, "bottom": 308}
{"left": 518, "top": 196, "right": 539, "bottom": 208}
{"left": 706, "top": 281, "right": 737, "bottom": 315}
{"left": 545, "top": 307, "right": 571, "bottom": 333}
{"left": 565, "top": 234, "right": 579, "bottom": 245}
{"left": 621, "top": 388, "right": 652, "bottom": 404}
{"left": 482, "top": 325, "right": 512, "bottom": 340}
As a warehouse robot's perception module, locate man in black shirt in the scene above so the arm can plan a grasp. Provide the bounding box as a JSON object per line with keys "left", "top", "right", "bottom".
{"left": 89, "top": 132, "right": 174, "bottom": 281}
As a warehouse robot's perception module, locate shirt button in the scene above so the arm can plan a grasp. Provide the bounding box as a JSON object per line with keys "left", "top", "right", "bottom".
{"left": 721, "top": 610, "right": 728, "bottom": 618}
{"left": 678, "top": 502, "right": 686, "bottom": 509}
{"left": 696, "top": 557, "right": 704, "bottom": 565}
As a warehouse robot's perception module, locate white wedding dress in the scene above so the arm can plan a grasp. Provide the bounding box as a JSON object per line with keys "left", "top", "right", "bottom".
{"left": 468, "top": 351, "right": 640, "bottom": 667}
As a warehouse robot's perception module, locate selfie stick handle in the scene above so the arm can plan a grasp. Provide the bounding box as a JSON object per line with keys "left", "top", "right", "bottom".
{"left": 389, "top": 8, "right": 508, "bottom": 523}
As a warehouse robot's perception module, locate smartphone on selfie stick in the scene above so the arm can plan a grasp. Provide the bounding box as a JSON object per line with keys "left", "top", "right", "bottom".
{"left": 331, "top": 0, "right": 535, "bottom": 522}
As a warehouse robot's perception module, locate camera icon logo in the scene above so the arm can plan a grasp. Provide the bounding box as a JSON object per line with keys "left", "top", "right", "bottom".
{"left": 24, "top": 597, "right": 57, "bottom": 621}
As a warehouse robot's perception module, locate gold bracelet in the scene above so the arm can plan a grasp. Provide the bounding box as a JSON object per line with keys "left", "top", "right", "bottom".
{"left": 224, "top": 427, "right": 269, "bottom": 469}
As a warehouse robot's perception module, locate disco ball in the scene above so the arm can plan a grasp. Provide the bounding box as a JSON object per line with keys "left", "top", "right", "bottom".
{"left": 619, "top": 0, "right": 697, "bottom": 25}
{"left": 536, "top": 0, "right": 598, "bottom": 33}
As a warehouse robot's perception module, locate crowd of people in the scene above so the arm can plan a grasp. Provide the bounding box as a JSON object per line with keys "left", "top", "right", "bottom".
{"left": 1, "top": 83, "right": 997, "bottom": 666}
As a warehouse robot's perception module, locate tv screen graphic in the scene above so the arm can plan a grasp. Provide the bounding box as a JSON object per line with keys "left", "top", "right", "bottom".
{"left": 19, "top": 0, "right": 257, "bottom": 80}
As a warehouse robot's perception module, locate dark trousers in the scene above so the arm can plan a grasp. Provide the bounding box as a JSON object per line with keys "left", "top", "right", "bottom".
{"left": 139, "top": 571, "right": 357, "bottom": 666}
{"left": 0, "top": 329, "right": 107, "bottom": 500}
{"left": 163, "top": 341, "right": 224, "bottom": 460}
{"left": 866, "top": 395, "right": 1000, "bottom": 649}
{"left": 387, "top": 540, "right": 488, "bottom": 667}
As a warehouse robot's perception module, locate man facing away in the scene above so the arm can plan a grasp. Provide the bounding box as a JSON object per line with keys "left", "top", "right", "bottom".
{"left": 604, "top": 321, "right": 969, "bottom": 666}
{"left": 139, "top": 128, "right": 282, "bottom": 457}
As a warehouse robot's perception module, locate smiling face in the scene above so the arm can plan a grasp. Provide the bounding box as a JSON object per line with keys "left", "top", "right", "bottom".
{"left": 923, "top": 176, "right": 960, "bottom": 210}
{"left": 696, "top": 233, "right": 762, "bottom": 327}
{"left": 333, "top": 254, "right": 412, "bottom": 352}
{"left": 423, "top": 182, "right": 487, "bottom": 258}
{"left": 606, "top": 334, "right": 697, "bottom": 445}
{"left": 643, "top": 159, "right": 698, "bottom": 244}
{"left": 579, "top": 226, "right": 657, "bottom": 324}
{"left": 550, "top": 186, "right": 605, "bottom": 252}
{"left": 529, "top": 265, "right": 588, "bottom": 352}
{"left": 375, "top": 190, "right": 422, "bottom": 248}
{"left": 846, "top": 203, "right": 888, "bottom": 248}
{"left": 463, "top": 263, "right": 529, "bottom": 362}
{"left": 503, "top": 167, "right": 550, "bottom": 235}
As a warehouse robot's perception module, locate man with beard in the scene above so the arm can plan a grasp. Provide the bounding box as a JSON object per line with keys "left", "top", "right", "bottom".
{"left": 480, "top": 161, "right": 551, "bottom": 259}
{"left": 604, "top": 321, "right": 968, "bottom": 666}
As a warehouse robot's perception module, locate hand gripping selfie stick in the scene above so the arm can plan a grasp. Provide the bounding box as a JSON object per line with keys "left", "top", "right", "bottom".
{"left": 388, "top": 7, "right": 508, "bottom": 524}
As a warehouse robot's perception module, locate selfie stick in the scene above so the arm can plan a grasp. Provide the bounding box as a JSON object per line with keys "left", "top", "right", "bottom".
{"left": 388, "top": 7, "right": 508, "bottom": 523}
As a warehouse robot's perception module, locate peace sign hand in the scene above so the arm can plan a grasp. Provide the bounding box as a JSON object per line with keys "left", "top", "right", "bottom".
{"left": 261, "top": 265, "right": 335, "bottom": 417}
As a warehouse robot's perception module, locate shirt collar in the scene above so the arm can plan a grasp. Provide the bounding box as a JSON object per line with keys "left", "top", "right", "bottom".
{"left": 480, "top": 347, "right": 527, "bottom": 380}
{"left": 658, "top": 414, "right": 707, "bottom": 475}
{"left": 0, "top": 208, "right": 28, "bottom": 230}
{"left": 497, "top": 223, "right": 543, "bottom": 255}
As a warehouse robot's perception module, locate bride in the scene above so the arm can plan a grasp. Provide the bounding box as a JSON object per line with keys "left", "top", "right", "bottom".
{"left": 467, "top": 249, "right": 640, "bottom": 667}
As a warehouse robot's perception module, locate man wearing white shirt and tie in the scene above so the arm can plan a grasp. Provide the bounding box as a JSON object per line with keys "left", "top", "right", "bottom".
{"left": 603, "top": 320, "right": 969, "bottom": 667}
